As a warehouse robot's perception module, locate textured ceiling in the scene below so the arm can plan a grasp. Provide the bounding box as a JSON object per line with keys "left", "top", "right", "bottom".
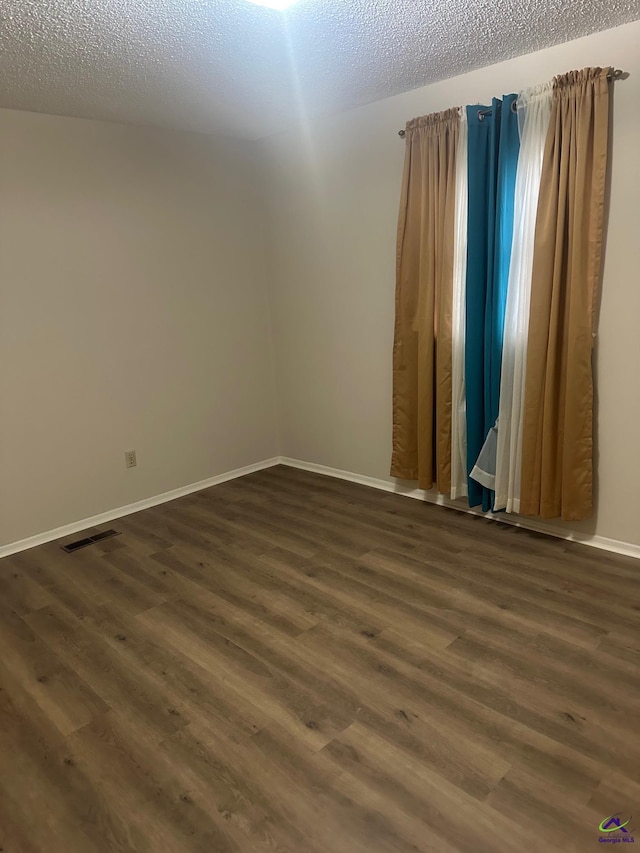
{"left": 0, "top": 0, "right": 638, "bottom": 139}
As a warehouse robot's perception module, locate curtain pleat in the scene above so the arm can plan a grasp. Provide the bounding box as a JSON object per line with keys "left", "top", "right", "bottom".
{"left": 391, "top": 109, "right": 459, "bottom": 491}
{"left": 494, "top": 83, "right": 553, "bottom": 512}
{"left": 465, "top": 96, "right": 520, "bottom": 509}
{"left": 465, "top": 103, "right": 495, "bottom": 509}
{"left": 520, "top": 68, "right": 611, "bottom": 520}
{"left": 451, "top": 112, "right": 469, "bottom": 500}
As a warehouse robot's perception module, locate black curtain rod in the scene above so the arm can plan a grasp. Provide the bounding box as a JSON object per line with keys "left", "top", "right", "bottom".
{"left": 397, "top": 69, "right": 628, "bottom": 137}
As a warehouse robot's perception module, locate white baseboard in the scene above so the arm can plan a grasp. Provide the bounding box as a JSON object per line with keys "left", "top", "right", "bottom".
{"left": 0, "top": 457, "right": 281, "bottom": 559}
{"left": 3, "top": 454, "right": 638, "bottom": 562}
{"left": 279, "top": 457, "right": 640, "bottom": 561}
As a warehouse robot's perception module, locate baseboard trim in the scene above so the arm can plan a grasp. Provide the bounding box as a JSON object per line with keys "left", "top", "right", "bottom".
{"left": 279, "top": 457, "right": 640, "bottom": 561}
{"left": 3, "top": 454, "right": 638, "bottom": 562}
{"left": 0, "top": 457, "right": 281, "bottom": 559}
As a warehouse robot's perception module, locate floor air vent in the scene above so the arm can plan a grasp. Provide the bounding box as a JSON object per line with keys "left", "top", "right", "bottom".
{"left": 61, "top": 529, "right": 120, "bottom": 553}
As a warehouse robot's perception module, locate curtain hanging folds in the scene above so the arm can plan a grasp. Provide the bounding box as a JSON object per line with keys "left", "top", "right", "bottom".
{"left": 520, "top": 68, "right": 611, "bottom": 520}
{"left": 495, "top": 83, "right": 553, "bottom": 512}
{"left": 466, "top": 95, "right": 520, "bottom": 511}
{"left": 391, "top": 68, "right": 612, "bottom": 521}
{"left": 450, "top": 112, "right": 469, "bottom": 501}
{"left": 391, "top": 108, "right": 459, "bottom": 492}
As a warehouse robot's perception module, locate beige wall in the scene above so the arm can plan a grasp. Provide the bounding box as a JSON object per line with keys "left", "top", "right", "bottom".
{"left": 2, "top": 22, "right": 639, "bottom": 551}
{"left": 0, "top": 109, "right": 278, "bottom": 546}
{"left": 260, "top": 22, "right": 640, "bottom": 548}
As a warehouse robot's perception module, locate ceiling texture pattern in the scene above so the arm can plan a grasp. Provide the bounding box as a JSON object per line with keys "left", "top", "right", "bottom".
{"left": 1, "top": 0, "right": 638, "bottom": 139}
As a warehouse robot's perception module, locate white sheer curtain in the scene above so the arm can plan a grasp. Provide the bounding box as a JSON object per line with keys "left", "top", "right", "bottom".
{"left": 494, "top": 83, "right": 553, "bottom": 512}
{"left": 450, "top": 110, "right": 468, "bottom": 499}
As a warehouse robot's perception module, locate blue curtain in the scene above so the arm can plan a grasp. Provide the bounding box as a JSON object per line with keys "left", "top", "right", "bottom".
{"left": 465, "top": 95, "right": 520, "bottom": 511}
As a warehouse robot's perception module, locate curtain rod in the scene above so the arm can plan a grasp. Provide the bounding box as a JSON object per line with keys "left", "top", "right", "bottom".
{"left": 397, "top": 68, "right": 628, "bottom": 137}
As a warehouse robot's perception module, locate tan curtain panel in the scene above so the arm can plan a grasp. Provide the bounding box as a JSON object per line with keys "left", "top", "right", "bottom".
{"left": 520, "top": 68, "right": 611, "bottom": 520}
{"left": 391, "top": 108, "right": 459, "bottom": 492}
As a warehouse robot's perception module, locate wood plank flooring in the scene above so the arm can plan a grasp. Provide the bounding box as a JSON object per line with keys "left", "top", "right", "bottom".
{"left": 1, "top": 464, "right": 639, "bottom": 852}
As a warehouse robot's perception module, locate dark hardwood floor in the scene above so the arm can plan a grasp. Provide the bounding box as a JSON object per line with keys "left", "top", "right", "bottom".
{"left": 1, "top": 464, "right": 639, "bottom": 852}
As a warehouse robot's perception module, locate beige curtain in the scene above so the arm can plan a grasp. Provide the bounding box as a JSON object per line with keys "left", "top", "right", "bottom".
{"left": 520, "top": 68, "right": 611, "bottom": 520}
{"left": 391, "top": 108, "right": 459, "bottom": 492}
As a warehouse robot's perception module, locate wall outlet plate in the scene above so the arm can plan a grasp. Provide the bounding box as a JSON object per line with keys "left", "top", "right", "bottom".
{"left": 125, "top": 450, "right": 137, "bottom": 469}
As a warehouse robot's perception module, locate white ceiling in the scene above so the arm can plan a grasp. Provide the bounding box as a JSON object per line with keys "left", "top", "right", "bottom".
{"left": 0, "top": 0, "right": 638, "bottom": 140}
